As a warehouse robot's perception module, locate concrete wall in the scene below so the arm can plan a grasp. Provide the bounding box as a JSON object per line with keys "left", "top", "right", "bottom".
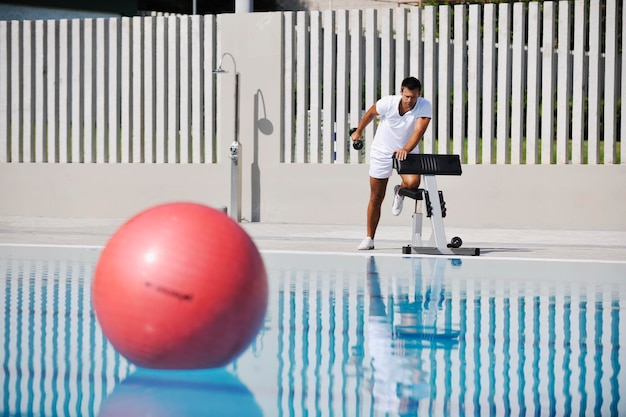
{"left": 2, "top": 162, "right": 625, "bottom": 231}
{"left": 254, "top": 164, "right": 626, "bottom": 230}
{"left": 0, "top": 163, "right": 230, "bottom": 217}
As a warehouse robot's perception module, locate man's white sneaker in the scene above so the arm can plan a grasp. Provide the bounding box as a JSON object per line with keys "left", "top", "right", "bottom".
{"left": 358, "top": 237, "right": 374, "bottom": 250}
{"left": 391, "top": 185, "right": 404, "bottom": 216}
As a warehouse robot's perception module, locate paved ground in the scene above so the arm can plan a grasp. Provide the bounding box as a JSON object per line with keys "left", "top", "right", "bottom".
{"left": 1, "top": 216, "right": 625, "bottom": 262}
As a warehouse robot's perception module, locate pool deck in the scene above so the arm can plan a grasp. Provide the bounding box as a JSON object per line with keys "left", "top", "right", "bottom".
{"left": 1, "top": 216, "right": 625, "bottom": 262}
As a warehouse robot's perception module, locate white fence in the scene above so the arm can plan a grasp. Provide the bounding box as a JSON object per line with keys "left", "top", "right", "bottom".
{"left": 0, "top": 0, "right": 624, "bottom": 166}
{"left": 285, "top": 1, "right": 624, "bottom": 165}
{"left": 0, "top": 15, "right": 217, "bottom": 164}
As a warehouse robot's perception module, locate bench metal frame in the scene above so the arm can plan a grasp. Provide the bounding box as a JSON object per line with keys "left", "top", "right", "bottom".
{"left": 393, "top": 154, "right": 480, "bottom": 256}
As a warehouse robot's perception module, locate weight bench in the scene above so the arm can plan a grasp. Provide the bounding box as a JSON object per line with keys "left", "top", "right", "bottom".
{"left": 393, "top": 154, "right": 480, "bottom": 256}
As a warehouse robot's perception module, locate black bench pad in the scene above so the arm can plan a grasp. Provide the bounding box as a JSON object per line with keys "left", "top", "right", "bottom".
{"left": 393, "top": 154, "right": 462, "bottom": 175}
{"left": 398, "top": 188, "right": 425, "bottom": 200}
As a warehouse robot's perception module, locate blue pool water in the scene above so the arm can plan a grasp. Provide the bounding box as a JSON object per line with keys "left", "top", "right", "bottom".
{"left": 1, "top": 245, "right": 625, "bottom": 416}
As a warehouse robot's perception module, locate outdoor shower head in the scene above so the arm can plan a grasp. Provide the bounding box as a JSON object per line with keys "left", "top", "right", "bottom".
{"left": 213, "top": 52, "right": 238, "bottom": 74}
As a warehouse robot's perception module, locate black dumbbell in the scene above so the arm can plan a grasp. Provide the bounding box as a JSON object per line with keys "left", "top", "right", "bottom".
{"left": 447, "top": 236, "right": 463, "bottom": 249}
{"left": 350, "top": 128, "right": 363, "bottom": 150}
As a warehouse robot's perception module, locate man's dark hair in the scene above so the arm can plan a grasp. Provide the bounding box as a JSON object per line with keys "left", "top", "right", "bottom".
{"left": 401, "top": 77, "right": 422, "bottom": 92}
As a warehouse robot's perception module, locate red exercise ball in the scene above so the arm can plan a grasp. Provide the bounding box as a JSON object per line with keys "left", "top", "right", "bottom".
{"left": 92, "top": 202, "right": 268, "bottom": 369}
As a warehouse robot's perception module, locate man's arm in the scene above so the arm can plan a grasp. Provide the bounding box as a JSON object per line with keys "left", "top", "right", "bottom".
{"left": 394, "top": 117, "right": 431, "bottom": 161}
{"left": 351, "top": 103, "right": 379, "bottom": 142}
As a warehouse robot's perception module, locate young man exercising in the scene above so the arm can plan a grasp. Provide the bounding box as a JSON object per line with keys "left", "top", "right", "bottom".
{"left": 350, "top": 77, "right": 432, "bottom": 250}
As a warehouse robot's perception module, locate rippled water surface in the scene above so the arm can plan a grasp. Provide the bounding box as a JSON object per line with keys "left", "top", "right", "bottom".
{"left": 2, "top": 246, "right": 625, "bottom": 416}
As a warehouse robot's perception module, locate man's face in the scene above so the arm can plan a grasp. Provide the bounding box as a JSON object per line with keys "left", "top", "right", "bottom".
{"left": 400, "top": 87, "right": 420, "bottom": 110}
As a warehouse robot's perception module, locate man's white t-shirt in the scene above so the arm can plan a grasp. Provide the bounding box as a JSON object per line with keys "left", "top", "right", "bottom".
{"left": 370, "top": 95, "right": 432, "bottom": 158}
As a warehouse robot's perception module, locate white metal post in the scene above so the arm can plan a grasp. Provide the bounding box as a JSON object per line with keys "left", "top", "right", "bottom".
{"left": 423, "top": 175, "right": 451, "bottom": 254}
{"left": 214, "top": 53, "right": 242, "bottom": 222}
{"left": 235, "top": 0, "right": 252, "bottom": 13}
{"left": 230, "top": 71, "right": 241, "bottom": 222}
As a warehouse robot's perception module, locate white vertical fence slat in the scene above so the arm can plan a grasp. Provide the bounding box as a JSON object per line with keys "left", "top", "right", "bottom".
{"left": 120, "top": 17, "right": 132, "bottom": 163}
{"left": 131, "top": 17, "right": 142, "bottom": 162}
{"left": 95, "top": 19, "right": 107, "bottom": 163}
{"left": 144, "top": 17, "right": 156, "bottom": 163}
{"left": 309, "top": 11, "right": 322, "bottom": 163}
{"left": 496, "top": 3, "right": 511, "bottom": 164}
{"left": 587, "top": 0, "right": 601, "bottom": 165}
{"left": 9, "top": 21, "right": 20, "bottom": 163}
{"left": 83, "top": 19, "right": 95, "bottom": 163}
{"left": 409, "top": 7, "right": 422, "bottom": 83}
{"left": 203, "top": 15, "right": 216, "bottom": 164}
{"left": 452, "top": 4, "right": 466, "bottom": 160}
{"left": 364, "top": 8, "right": 378, "bottom": 161}
{"left": 510, "top": 3, "right": 526, "bottom": 165}
{"left": 190, "top": 15, "right": 202, "bottom": 163}
{"left": 283, "top": 12, "right": 295, "bottom": 163}
{"left": 395, "top": 8, "right": 408, "bottom": 90}
{"left": 32, "top": 20, "right": 45, "bottom": 162}
{"left": 603, "top": 0, "right": 617, "bottom": 164}
{"left": 70, "top": 19, "right": 81, "bottom": 163}
{"left": 422, "top": 5, "right": 436, "bottom": 154}
{"left": 165, "top": 16, "right": 179, "bottom": 163}
{"left": 335, "top": 10, "right": 349, "bottom": 164}
{"left": 526, "top": 2, "right": 540, "bottom": 165}
{"left": 179, "top": 16, "right": 190, "bottom": 164}
{"left": 0, "top": 22, "right": 7, "bottom": 163}
{"left": 295, "top": 12, "right": 309, "bottom": 163}
{"left": 143, "top": 16, "right": 157, "bottom": 163}
{"left": 541, "top": 2, "right": 555, "bottom": 165}
{"left": 380, "top": 9, "right": 393, "bottom": 96}
{"left": 349, "top": 10, "right": 363, "bottom": 164}
{"left": 58, "top": 19, "right": 72, "bottom": 163}
{"left": 322, "top": 10, "right": 336, "bottom": 164}
{"left": 437, "top": 6, "right": 450, "bottom": 155}
{"left": 34, "top": 20, "right": 45, "bottom": 162}
{"left": 23, "top": 21, "right": 34, "bottom": 162}
{"left": 556, "top": 1, "right": 571, "bottom": 164}
{"left": 47, "top": 20, "right": 59, "bottom": 163}
{"left": 108, "top": 18, "right": 120, "bottom": 163}
{"left": 167, "top": 16, "right": 179, "bottom": 163}
{"left": 466, "top": 4, "right": 481, "bottom": 164}
{"left": 482, "top": 4, "right": 496, "bottom": 164}
{"left": 155, "top": 16, "right": 166, "bottom": 163}
{"left": 81, "top": 19, "right": 98, "bottom": 163}
{"left": 571, "top": 0, "right": 585, "bottom": 165}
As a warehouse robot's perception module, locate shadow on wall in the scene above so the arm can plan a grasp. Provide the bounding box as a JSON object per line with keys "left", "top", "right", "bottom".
{"left": 251, "top": 89, "right": 274, "bottom": 222}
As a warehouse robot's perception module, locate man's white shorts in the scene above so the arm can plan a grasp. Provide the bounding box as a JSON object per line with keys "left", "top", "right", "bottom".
{"left": 369, "top": 151, "right": 421, "bottom": 179}
{"left": 368, "top": 152, "right": 394, "bottom": 179}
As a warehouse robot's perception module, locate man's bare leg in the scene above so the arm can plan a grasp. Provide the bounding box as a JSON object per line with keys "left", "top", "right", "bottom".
{"left": 399, "top": 173, "right": 421, "bottom": 190}
{"left": 367, "top": 177, "right": 388, "bottom": 239}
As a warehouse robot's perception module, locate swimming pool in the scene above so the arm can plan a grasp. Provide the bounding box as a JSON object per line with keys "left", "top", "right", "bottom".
{"left": 1, "top": 245, "right": 625, "bottom": 416}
